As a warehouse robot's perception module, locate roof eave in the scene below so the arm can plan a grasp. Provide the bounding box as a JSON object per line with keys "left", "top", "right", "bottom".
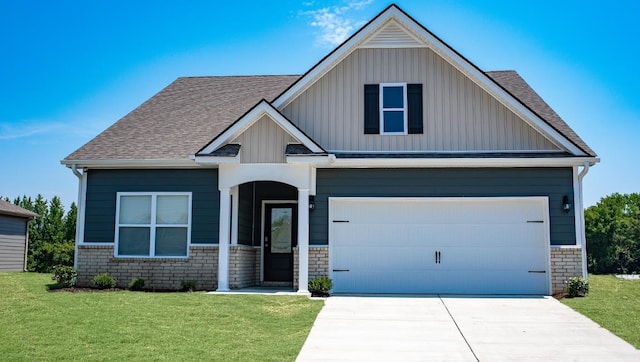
{"left": 61, "top": 158, "right": 204, "bottom": 169}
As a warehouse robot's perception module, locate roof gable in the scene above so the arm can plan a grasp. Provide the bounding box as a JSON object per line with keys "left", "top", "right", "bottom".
{"left": 197, "top": 100, "right": 325, "bottom": 156}
{"left": 273, "top": 4, "right": 592, "bottom": 157}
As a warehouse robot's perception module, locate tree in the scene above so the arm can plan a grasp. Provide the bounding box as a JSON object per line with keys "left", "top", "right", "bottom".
{"left": 585, "top": 193, "right": 640, "bottom": 274}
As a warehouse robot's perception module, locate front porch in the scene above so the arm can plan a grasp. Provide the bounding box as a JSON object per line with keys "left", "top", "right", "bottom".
{"left": 215, "top": 164, "right": 318, "bottom": 294}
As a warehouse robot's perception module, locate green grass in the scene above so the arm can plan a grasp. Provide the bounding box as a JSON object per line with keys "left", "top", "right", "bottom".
{"left": 0, "top": 273, "right": 323, "bottom": 361}
{"left": 561, "top": 274, "right": 640, "bottom": 348}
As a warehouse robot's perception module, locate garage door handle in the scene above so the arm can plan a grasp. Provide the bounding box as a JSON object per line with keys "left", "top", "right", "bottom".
{"left": 528, "top": 270, "right": 546, "bottom": 273}
{"left": 333, "top": 269, "right": 350, "bottom": 272}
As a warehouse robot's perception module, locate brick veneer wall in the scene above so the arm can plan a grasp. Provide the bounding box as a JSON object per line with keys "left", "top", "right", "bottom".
{"left": 550, "top": 246, "right": 583, "bottom": 294}
{"left": 293, "top": 246, "right": 329, "bottom": 289}
{"left": 76, "top": 244, "right": 218, "bottom": 290}
{"left": 229, "top": 245, "right": 259, "bottom": 288}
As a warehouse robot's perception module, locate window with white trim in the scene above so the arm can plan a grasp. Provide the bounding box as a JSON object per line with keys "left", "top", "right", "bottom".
{"left": 115, "top": 192, "right": 191, "bottom": 257}
{"left": 380, "top": 83, "right": 407, "bottom": 134}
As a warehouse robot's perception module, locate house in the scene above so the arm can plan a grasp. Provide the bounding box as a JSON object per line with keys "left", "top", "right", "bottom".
{"left": 62, "top": 4, "right": 598, "bottom": 295}
{"left": 0, "top": 200, "right": 38, "bottom": 272}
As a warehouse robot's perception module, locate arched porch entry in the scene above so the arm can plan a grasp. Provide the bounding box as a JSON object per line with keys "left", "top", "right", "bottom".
{"left": 216, "top": 164, "right": 312, "bottom": 293}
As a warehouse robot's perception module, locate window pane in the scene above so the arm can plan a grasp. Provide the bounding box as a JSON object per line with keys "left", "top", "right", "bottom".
{"left": 119, "top": 196, "right": 151, "bottom": 224}
{"left": 155, "top": 227, "right": 188, "bottom": 256}
{"left": 271, "top": 208, "right": 292, "bottom": 254}
{"left": 383, "top": 86, "right": 403, "bottom": 108}
{"left": 157, "top": 195, "right": 189, "bottom": 224}
{"left": 118, "top": 227, "right": 150, "bottom": 255}
{"left": 383, "top": 111, "right": 405, "bottom": 133}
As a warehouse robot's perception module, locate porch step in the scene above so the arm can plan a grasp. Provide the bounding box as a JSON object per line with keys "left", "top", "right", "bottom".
{"left": 261, "top": 281, "right": 293, "bottom": 287}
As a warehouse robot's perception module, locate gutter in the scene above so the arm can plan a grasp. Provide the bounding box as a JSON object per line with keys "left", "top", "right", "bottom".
{"left": 577, "top": 161, "right": 590, "bottom": 279}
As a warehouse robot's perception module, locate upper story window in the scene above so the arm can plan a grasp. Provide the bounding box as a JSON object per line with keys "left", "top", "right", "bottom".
{"left": 364, "top": 83, "right": 423, "bottom": 135}
{"left": 115, "top": 192, "right": 192, "bottom": 258}
{"left": 380, "top": 83, "right": 407, "bottom": 134}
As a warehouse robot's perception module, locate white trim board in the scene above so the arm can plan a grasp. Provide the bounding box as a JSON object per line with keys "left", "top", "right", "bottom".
{"left": 323, "top": 157, "right": 598, "bottom": 168}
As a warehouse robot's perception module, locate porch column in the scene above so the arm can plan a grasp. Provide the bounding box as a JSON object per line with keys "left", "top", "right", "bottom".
{"left": 297, "top": 188, "right": 310, "bottom": 294}
{"left": 217, "top": 188, "right": 231, "bottom": 292}
{"left": 231, "top": 185, "right": 239, "bottom": 245}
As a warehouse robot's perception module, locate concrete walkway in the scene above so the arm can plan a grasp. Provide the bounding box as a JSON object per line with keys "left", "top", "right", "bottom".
{"left": 296, "top": 295, "right": 640, "bottom": 361}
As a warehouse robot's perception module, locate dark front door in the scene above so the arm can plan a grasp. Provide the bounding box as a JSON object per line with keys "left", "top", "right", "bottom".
{"left": 264, "top": 203, "right": 297, "bottom": 282}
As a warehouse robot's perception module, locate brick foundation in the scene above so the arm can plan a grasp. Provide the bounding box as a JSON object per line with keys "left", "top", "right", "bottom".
{"left": 293, "top": 246, "right": 329, "bottom": 289}
{"left": 78, "top": 244, "right": 581, "bottom": 294}
{"left": 229, "top": 245, "right": 259, "bottom": 288}
{"left": 77, "top": 244, "right": 218, "bottom": 290}
{"left": 550, "top": 246, "right": 584, "bottom": 294}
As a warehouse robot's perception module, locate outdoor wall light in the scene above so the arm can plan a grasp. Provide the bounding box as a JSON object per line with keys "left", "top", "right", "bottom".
{"left": 562, "top": 195, "right": 571, "bottom": 213}
{"left": 309, "top": 195, "right": 315, "bottom": 211}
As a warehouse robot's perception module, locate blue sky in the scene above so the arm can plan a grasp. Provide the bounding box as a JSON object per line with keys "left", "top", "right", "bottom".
{"left": 1, "top": 0, "right": 638, "bottom": 209}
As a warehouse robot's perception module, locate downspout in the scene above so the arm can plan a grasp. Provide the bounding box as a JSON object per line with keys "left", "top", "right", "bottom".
{"left": 577, "top": 161, "right": 590, "bottom": 279}
{"left": 71, "top": 164, "right": 83, "bottom": 270}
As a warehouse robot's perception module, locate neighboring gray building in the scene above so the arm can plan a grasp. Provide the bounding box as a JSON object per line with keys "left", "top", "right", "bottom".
{"left": 62, "top": 4, "right": 598, "bottom": 294}
{"left": 0, "top": 200, "right": 38, "bottom": 272}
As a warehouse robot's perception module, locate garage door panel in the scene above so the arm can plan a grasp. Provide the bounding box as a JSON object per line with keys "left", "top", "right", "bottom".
{"left": 334, "top": 223, "right": 544, "bottom": 249}
{"left": 335, "top": 199, "right": 545, "bottom": 225}
{"left": 333, "top": 269, "right": 547, "bottom": 294}
{"left": 330, "top": 198, "right": 550, "bottom": 295}
{"left": 333, "top": 245, "right": 435, "bottom": 270}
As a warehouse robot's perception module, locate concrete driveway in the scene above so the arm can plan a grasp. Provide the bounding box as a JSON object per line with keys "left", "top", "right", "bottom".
{"left": 296, "top": 295, "right": 639, "bottom": 361}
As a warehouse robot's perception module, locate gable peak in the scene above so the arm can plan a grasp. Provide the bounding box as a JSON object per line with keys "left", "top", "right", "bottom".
{"left": 359, "top": 18, "right": 424, "bottom": 49}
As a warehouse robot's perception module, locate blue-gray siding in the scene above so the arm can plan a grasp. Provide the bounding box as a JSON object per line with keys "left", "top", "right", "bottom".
{"left": 0, "top": 215, "right": 28, "bottom": 271}
{"left": 311, "top": 168, "right": 576, "bottom": 246}
{"left": 84, "top": 169, "right": 219, "bottom": 244}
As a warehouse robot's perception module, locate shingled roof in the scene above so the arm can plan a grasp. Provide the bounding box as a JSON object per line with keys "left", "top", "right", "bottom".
{"left": 0, "top": 200, "right": 38, "bottom": 219}
{"left": 64, "top": 75, "right": 299, "bottom": 161}
{"left": 486, "top": 70, "right": 595, "bottom": 157}
{"left": 64, "top": 71, "right": 594, "bottom": 162}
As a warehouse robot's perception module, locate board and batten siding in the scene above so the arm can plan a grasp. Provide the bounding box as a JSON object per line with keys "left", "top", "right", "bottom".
{"left": 84, "top": 169, "right": 219, "bottom": 244}
{"left": 310, "top": 168, "right": 575, "bottom": 246}
{"left": 232, "top": 115, "right": 296, "bottom": 163}
{"left": 0, "top": 215, "right": 28, "bottom": 271}
{"left": 282, "top": 48, "right": 559, "bottom": 152}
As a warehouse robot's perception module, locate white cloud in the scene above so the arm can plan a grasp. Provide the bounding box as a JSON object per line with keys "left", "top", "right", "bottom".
{"left": 302, "top": 0, "right": 373, "bottom": 47}
{"left": 0, "top": 121, "right": 67, "bottom": 140}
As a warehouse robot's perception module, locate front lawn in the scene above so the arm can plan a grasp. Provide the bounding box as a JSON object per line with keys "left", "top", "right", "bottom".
{"left": 561, "top": 274, "right": 640, "bottom": 348}
{"left": 0, "top": 273, "right": 323, "bottom": 361}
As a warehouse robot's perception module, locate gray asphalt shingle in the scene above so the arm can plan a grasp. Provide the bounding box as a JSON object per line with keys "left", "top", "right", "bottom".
{"left": 0, "top": 200, "right": 39, "bottom": 218}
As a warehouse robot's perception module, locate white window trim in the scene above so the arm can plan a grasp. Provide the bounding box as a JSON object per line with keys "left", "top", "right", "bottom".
{"left": 379, "top": 83, "right": 408, "bottom": 135}
{"left": 114, "top": 192, "right": 192, "bottom": 258}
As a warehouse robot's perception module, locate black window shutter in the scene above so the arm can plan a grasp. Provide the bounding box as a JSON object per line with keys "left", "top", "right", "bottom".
{"left": 364, "top": 84, "right": 379, "bottom": 134}
{"left": 407, "top": 84, "right": 423, "bottom": 134}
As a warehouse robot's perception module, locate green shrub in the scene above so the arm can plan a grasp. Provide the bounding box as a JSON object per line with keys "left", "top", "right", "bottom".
{"left": 93, "top": 273, "right": 116, "bottom": 289}
{"left": 181, "top": 280, "right": 198, "bottom": 292}
{"left": 52, "top": 265, "right": 77, "bottom": 287}
{"left": 566, "top": 277, "right": 589, "bottom": 297}
{"left": 128, "top": 277, "right": 145, "bottom": 291}
{"left": 308, "top": 276, "right": 333, "bottom": 297}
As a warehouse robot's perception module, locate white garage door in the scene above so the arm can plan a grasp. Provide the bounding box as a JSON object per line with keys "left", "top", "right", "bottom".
{"left": 329, "top": 197, "right": 550, "bottom": 295}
